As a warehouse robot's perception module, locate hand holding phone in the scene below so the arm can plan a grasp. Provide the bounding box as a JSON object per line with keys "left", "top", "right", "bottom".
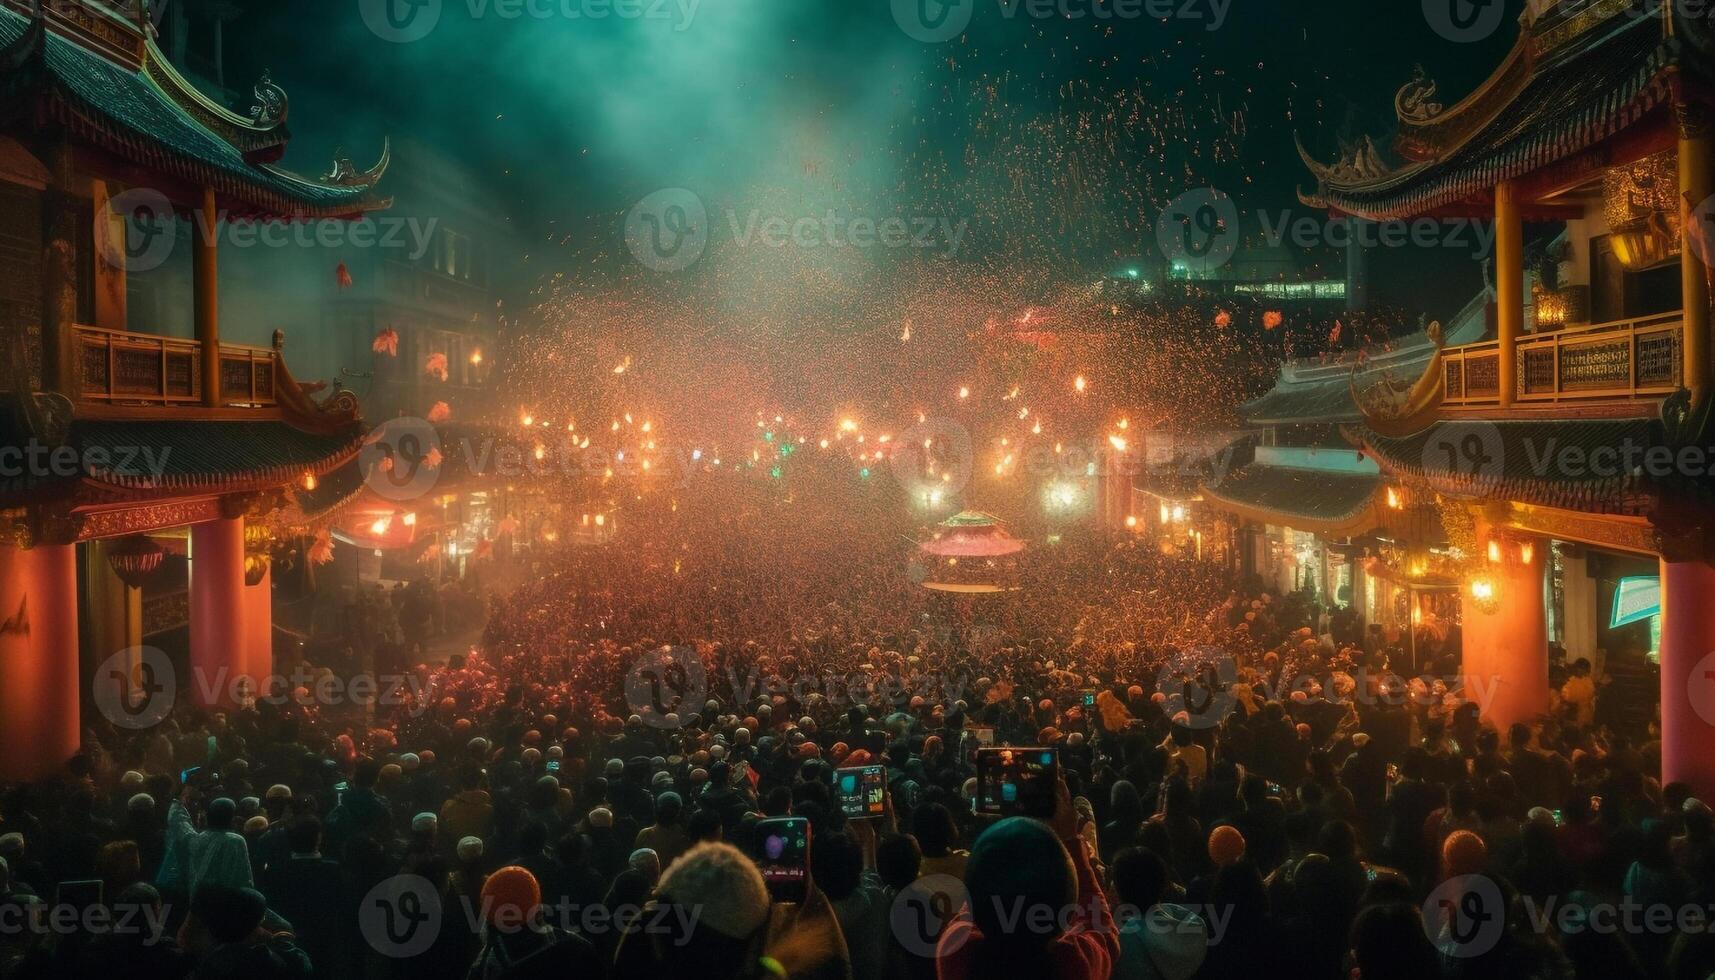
{"left": 834, "top": 765, "right": 885, "bottom": 821}
{"left": 973, "top": 747, "right": 1058, "bottom": 819}
{"left": 753, "top": 816, "right": 811, "bottom": 903}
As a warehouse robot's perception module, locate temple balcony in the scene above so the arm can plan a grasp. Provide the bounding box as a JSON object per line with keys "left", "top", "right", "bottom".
{"left": 72, "top": 324, "right": 280, "bottom": 412}
{"left": 1440, "top": 311, "right": 1685, "bottom": 410}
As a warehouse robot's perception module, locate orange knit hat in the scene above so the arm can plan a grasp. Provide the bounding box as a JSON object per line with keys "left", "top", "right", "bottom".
{"left": 1441, "top": 830, "right": 1488, "bottom": 878}
{"left": 481, "top": 865, "right": 541, "bottom": 930}
{"left": 1208, "top": 825, "right": 1247, "bottom": 867}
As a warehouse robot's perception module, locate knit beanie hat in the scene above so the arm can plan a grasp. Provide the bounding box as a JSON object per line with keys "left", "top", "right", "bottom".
{"left": 480, "top": 865, "right": 541, "bottom": 931}
{"left": 1442, "top": 830, "right": 1488, "bottom": 878}
{"left": 656, "top": 841, "right": 770, "bottom": 939}
{"left": 1208, "top": 825, "right": 1246, "bottom": 867}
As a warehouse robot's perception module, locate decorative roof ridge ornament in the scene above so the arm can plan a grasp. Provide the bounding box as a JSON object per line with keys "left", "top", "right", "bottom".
{"left": 270, "top": 330, "right": 363, "bottom": 434}
{"left": 1294, "top": 133, "right": 1392, "bottom": 188}
{"left": 1351, "top": 319, "right": 1446, "bottom": 438}
{"left": 320, "top": 137, "right": 391, "bottom": 188}
{"left": 248, "top": 69, "right": 288, "bottom": 128}
{"left": 1661, "top": 387, "right": 1712, "bottom": 450}
{"left": 1395, "top": 65, "right": 1444, "bottom": 124}
{"left": 0, "top": 1, "right": 46, "bottom": 74}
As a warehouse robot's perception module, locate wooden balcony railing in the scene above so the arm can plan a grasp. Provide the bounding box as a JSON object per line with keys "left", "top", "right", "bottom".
{"left": 75, "top": 325, "right": 277, "bottom": 407}
{"left": 1442, "top": 311, "right": 1683, "bottom": 407}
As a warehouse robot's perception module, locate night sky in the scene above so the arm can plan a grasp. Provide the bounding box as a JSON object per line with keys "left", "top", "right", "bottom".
{"left": 221, "top": 0, "right": 1527, "bottom": 318}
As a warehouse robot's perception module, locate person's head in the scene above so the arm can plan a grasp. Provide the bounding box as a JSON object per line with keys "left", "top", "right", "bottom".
{"left": 1441, "top": 829, "right": 1488, "bottom": 879}
{"left": 912, "top": 802, "right": 957, "bottom": 857}
{"left": 1317, "top": 820, "right": 1357, "bottom": 863}
{"left": 628, "top": 848, "right": 661, "bottom": 884}
{"left": 205, "top": 797, "right": 237, "bottom": 832}
{"left": 653, "top": 842, "right": 771, "bottom": 966}
{"left": 809, "top": 830, "right": 863, "bottom": 901}
{"left": 192, "top": 884, "right": 267, "bottom": 944}
{"left": 1208, "top": 825, "right": 1246, "bottom": 868}
{"left": 112, "top": 882, "right": 162, "bottom": 931}
{"left": 1110, "top": 846, "right": 1169, "bottom": 912}
{"left": 353, "top": 757, "right": 381, "bottom": 789}
{"left": 876, "top": 833, "right": 922, "bottom": 891}
{"left": 687, "top": 807, "right": 724, "bottom": 842}
{"left": 480, "top": 866, "right": 542, "bottom": 932}
{"left": 1109, "top": 780, "right": 1144, "bottom": 824}
{"left": 97, "top": 840, "right": 140, "bottom": 886}
{"left": 965, "top": 818, "right": 1075, "bottom": 951}
{"left": 655, "top": 792, "right": 683, "bottom": 825}
{"left": 1349, "top": 902, "right": 1439, "bottom": 980}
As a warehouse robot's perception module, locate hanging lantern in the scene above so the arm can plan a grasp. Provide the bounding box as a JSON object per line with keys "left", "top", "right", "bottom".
{"left": 107, "top": 535, "right": 165, "bottom": 589}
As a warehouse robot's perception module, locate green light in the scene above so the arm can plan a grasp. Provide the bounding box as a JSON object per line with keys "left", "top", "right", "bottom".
{"left": 779, "top": 443, "right": 793, "bottom": 457}
{"left": 764, "top": 431, "right": 774, "bottom": 442}
{"left": 1126, "top": 267, "right": 1139, "bottom": 279}
{"left": 770, "top": 466, "right": 782, "bottom": 479}
{"left": 859, "top": 468, "right": 870, "bottom": 479}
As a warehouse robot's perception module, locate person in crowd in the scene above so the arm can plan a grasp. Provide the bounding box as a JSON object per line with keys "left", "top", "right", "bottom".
{"left": 936, "top": 775, "right": 1117, "bottom": 980}
{"left": 1109, "top": 846, "right": 1206, "bottom": 980}
{"left": 256, "top": 817, "right": 346, "bottom": 980}
{"left": 0, "top": 501, "right": 1704, "bottom": 980}
{"left": 164, "top": 793, "right": 253, "bottom": 897}
{"left": 467, "top": 865, "right": 603, "bottom": 980}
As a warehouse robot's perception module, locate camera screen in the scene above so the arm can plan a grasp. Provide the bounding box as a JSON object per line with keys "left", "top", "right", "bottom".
{"left": 974, "top": 747, "right": 1057, "bottom": 817}
{"left": 834, "top": 765, "right": 885, "bottom": 819}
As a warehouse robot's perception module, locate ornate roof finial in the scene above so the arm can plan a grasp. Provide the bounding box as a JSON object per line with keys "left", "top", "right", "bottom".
{"left": 249, "top": 70, "right": 288, "bottom": 128}
{"left": 1396, "top": 65, "right": 1444, "bottom": 124}
{"left": 320, "top": 138, "right": 390, "bottom": 189}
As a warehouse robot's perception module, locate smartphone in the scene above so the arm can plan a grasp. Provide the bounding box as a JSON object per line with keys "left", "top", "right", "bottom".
{"left": 974, "top": 747, "right": 1058, "bottom": 819}
{"left": 834, "top": 765, "right": 885, "bottom": 820}
{"left": 334, "top": 780, "right": 350, "bottom": 806}
{"left": 546, "top": 759, "right": 561, "bottom": 773}
{"left": 753, "top": 816, "right": 811, "bottom": 903}
{"left": 967, "top": 725, "right": 996, "bottom": 747}
{"left": 179, "top": 766, "right": 201, "bottom": 786}
{"left": 1080, "top": 690, "right": 1097, "bottom": 708}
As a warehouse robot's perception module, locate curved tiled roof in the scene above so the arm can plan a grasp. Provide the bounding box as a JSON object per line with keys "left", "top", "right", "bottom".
{"left": 1200, "top": 462, "right": 1382, "bottom": 535}
{"left": 1299, "top": 13, "right": 1688, "bottom": 220}
{"left": 0, "top": 5, "right": 389, "bottom": 218}
{"left": 1347, "top": 416, "right": 1664, "bottom": 515}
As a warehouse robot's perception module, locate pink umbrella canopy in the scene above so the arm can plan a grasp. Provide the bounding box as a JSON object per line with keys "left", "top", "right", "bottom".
{"left": 919, "top": 511, "right": 1026, "bottom": 557}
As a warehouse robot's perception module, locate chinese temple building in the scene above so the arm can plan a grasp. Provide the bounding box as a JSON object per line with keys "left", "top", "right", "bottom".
{"left": 1285, "top": 0, "right": 1715, "bottom": 795}
{"left": 0, "top": 0, "right": 389, "bottom": 779}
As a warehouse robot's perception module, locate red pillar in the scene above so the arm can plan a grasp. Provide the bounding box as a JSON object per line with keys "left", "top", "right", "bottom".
{"left": 0, "top": 543, "right": 80, "bottom": 781}
{"left": 1462, "top": 525, "right": 1550, "bottom": 731}
{"left": 242, "top": 561, "right": 273, "bottom": 697}
{"left": 190, "top": 517, "right": 246, "bottom": 707}
{"left": 1661, "top": 559, "right": 1715, "bottom": 800}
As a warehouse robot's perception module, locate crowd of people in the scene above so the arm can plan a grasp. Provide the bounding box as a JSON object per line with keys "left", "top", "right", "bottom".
{"left": 0, "top": 469, "right": 1701, "bottom": 980}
